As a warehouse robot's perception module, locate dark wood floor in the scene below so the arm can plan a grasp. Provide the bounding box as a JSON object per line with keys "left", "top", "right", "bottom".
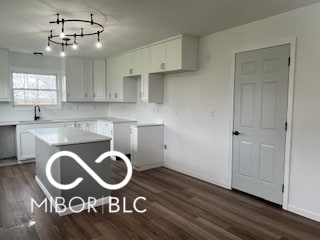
{"left": 0, "top": 161, "right": 320, "bottom": 240}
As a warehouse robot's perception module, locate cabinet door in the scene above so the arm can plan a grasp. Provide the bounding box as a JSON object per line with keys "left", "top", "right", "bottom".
{"left": 131, "top": 50, "right": 142, "bottom": 76}
{"left": 77, "top": 121, "right": 97, "bottom": 133}
{"left": 66, "top": 58, "right": 85, "bottom": 100}
{"left": 149, "top": 43, "right": 166, "bottom": 73}
{"left": 18, "top": 130, "right": 35, "bottom": 160}
{"left": 0, "top": 50, "right": 10, "bottom": 101}
{"left": 165, "top": 38, "right": 182, "bottom": 71}
{"left": 106, "top": 58, "right": 115, "bottom": 100}
{"left": 84, "top": 59, "right": 94, "bottom": 100}
{"left": 63, "top": 122, "right": 77, "bottom": 128}
{"left": 130, "top": 127, "right": 138, "bottom": 166}
{"left": 106, "top": 56, "right": 122, "bottom": 100}
{"left": 93, "top": 59, "right": 106, "bottom": 100}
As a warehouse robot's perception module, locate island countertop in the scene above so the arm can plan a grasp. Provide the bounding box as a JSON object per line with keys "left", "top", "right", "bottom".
{"left": 29, "top": 127, "right": 111, "bottom": 147}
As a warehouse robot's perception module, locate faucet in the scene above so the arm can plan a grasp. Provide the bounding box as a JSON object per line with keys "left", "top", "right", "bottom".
{"left": 34, "top": 105, "right": 41, "bottom": 121}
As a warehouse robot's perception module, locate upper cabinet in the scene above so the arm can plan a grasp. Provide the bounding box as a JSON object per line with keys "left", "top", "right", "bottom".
{"left": 148, "top": 35, "right": 198, "bottom": 74}
{"left": 106, "top": 55, "right": 137, "bottom": 102}
{"left": 123, "top": 50, "right": 142, "bottom": 77}
{"left": 0, "top": 49, "right": 10, "bottom": 101}
{"left": 66, "top": 58, "right": 107, "bottom": 102}
{"left": 65, "top": 34, "right": 198, "bottom": 103}
{"left": 93, "top": 59, "right": 106, "bottom": 100}
{"left": 66, "top": 58, "right": 90, "bottom": 101}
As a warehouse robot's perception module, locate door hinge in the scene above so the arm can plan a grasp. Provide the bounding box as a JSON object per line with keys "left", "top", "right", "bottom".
{"left": 285, "top": 122, "right": 288, "bottom": 131}
{"left": 288, "top": 57, "right": 291, "bottom": 66}
{"left": 282, "top": 184, "right": 285, "bottom": 193}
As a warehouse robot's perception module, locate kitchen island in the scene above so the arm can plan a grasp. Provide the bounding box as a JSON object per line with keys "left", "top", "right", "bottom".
{"left": 29, "top": 127, "right": 112, "bottom": 216}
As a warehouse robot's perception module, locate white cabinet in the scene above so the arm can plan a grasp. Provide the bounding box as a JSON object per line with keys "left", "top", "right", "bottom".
{"left": 123, "top": 50, "right": 142, "bottom": 77}
{"left": 66, "top": 58, "right": 94, "bottom": 101}
{"left": 130, "top": 124, "right": 164, "bottom": 171}
{"left": 77, "top": 121, "right": 97, "bottom": 133}
{"left": 16, "top": 121, "right": 98, "bottom": 161}
{"left": 0, "top": 49, "right": 10, "bottom": 101}
{"left": 148, "top": 35, "right": 198, "bottom": 73}
{"left": 16, "top": 123, "right": 64, "bottom": 161}
{"left": 97, "top": 120, "right": 136, "bottom": 155}
{"left": 93, "top": 59, "right": 106, "bottom": 100}
{"left": 106, "top": 56, "right": 137, "bottom": 102}
{"left": 140, "top": 48, "right": 164, "bottom": 103}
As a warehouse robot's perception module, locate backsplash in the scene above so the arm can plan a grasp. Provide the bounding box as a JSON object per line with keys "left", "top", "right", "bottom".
{"left": 0, "top": 102, "right": 109, "bottom": 121}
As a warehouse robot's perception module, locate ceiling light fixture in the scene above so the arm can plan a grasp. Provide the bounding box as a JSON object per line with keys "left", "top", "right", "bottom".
{"left": 46, "top": 13, "right": 104, "bottom": 56}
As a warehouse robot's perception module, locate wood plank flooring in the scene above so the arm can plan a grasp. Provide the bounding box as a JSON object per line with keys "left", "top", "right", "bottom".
{"left": 0, "top": 161, "right": 319, "bottom": 240}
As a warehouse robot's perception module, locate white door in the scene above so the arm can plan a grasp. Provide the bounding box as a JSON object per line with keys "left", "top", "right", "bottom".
{"left": 232, "top": 44, "right": 290, "bottom": 205}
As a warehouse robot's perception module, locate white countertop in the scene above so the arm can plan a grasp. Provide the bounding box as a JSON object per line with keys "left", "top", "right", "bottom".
{"left": 131, "top": 123, "right": 164, "bottom": 127}
{"left": 0, "top": 116, "right": 136, "bottom": 126}
{"left": 29, "top": 127, "right": 111, "bottom": 147}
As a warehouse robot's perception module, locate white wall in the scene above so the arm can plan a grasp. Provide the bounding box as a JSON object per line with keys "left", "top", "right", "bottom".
{"left": 108, "top": 3, "right": 320, "bottom": 221}
{"left": 0, "top": 52, "right": 109, "bottom": 121}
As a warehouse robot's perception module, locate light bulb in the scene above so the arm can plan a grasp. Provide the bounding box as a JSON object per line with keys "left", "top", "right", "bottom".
{"left": 60, "top": 51, "right": 65, "bottom": 57}
{"left": 46, "top": 45, "right": 51, "bottom": 52}
{"left": 60, "top": 32, "right": 65, "bottom": 38}
{"left": 96, "top": 41, "right": 102, "bottom": 48}
{"left": 72, "top": 43, "right": 78, "bottom": 50}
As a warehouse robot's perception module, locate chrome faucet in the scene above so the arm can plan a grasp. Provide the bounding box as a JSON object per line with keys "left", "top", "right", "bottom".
{"left": 34, "top": 105, "right": 41, "bottom": 121}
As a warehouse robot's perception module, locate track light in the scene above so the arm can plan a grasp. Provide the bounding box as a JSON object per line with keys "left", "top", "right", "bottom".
{"left": 96, "top": 32, "right": 102, "bottom": 48}
{"left": 72, "top": 35, "right": 78, "bottom": 50}
{"left": 46, "top": 45, "right": 51, "bottom": 52}
{"left": 61, "top": 44, "right": 65, "bottom": 57}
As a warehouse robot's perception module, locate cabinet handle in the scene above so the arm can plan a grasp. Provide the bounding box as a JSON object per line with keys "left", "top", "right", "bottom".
{"left": 140, "top": 92, "right": 143, "bottom": 98}
{"left": 67, "top": 93, "right": 70, "bottom": 98}
{"left": 85, "top": 93, "right": 88, "bottom": 98}
{"left": 129, "top": 68, "right": 133, "bottom": 75}
{"left": 160, "top": 63, "right": 165, "bottom": 70}
{"left": 109, "top": 93, "right": 111, "bottom": 98}
{"left": 93, "top": 93, "right": 96, "bottom": 98}
{"left": 115, "top": 92, "right": 118, "bottom": 98}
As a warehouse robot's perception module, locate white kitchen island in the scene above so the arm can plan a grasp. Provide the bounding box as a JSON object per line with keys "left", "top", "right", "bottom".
{"left": 29, "top": 127, "right": 112, "bottom": 216}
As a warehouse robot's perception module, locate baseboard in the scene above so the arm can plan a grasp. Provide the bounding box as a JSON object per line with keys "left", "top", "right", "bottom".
{"left": 163, "top": 163, "right": 231, "bottom": 189}
{"left": 288, "top": 204, "right": 320, "bottom": 222}
{"left": 133, "top": 162, "right": 162, "bottom": 171}
{"left": 35, "top": 176, "right": 110, "bottom": 216}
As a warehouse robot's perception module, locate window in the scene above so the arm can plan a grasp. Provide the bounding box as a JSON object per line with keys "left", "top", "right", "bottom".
{"left": 12, "top": 72, "right": 58, "bottom": 106}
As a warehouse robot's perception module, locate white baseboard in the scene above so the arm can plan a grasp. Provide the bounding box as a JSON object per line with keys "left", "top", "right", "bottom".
{"left": 288, "top": 204, "right": 320, "bottom": 222}
{"left": 133, "top": 162, "right": 163, "bottom": 171}
{"left": 35, "top": 176, "right": 110, "bottom": 216}
{"left": 163, "top": 163, "right": 231, "bottom": 189}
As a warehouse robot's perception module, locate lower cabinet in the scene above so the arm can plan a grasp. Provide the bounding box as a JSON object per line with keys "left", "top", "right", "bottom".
{"left": 16, "top": 121, "right": 98, "bottom": 161}
{"left": 16, "top": 123, "right": 64, "bottom": 161}
{"left": 130, "top": 124, "right": 164, "bottom": 171}
{"left": 96, "top": 120, "right": 135, "bottom": 156}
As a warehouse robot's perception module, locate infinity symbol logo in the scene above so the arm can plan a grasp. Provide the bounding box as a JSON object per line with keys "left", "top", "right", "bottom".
{"left": 45, "top": 151, "right": 132, "bottom": 190}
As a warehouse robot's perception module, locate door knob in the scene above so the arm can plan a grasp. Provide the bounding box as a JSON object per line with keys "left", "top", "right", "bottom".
{"left": 233, "top": 131, "right": 240, "bottom": 136}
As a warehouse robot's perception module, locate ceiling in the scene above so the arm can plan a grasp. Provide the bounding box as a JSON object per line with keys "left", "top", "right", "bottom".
{"left": 1, "top": 0, "right": 319, "bottom": 58}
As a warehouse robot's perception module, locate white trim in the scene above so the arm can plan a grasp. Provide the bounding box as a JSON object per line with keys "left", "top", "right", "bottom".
{"left": 228, "top": 37, "right": 297, "bottom": 209}
{"left": 35, "top": 176, "right": 110, "bottom": 216}
{"left": 163, "top": 163, "right": 230, "bottom": 189}
{"left": 288, "top": 204, "right": 320, "bottom": 222}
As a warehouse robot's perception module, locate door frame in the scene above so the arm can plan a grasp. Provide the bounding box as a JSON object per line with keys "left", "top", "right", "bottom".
{"left": 228, "top": 37, "right": 297, "bottom": 210}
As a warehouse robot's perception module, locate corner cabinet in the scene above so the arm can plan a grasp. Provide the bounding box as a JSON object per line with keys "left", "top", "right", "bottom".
{"left": 106, "top": 55, "right": 137, "bottom": 102}
{"left": 149, "top": 35, "right": 198, "bottom": 73}
{"left": 0, "top": 49, "right": 10, "bottom": 101}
